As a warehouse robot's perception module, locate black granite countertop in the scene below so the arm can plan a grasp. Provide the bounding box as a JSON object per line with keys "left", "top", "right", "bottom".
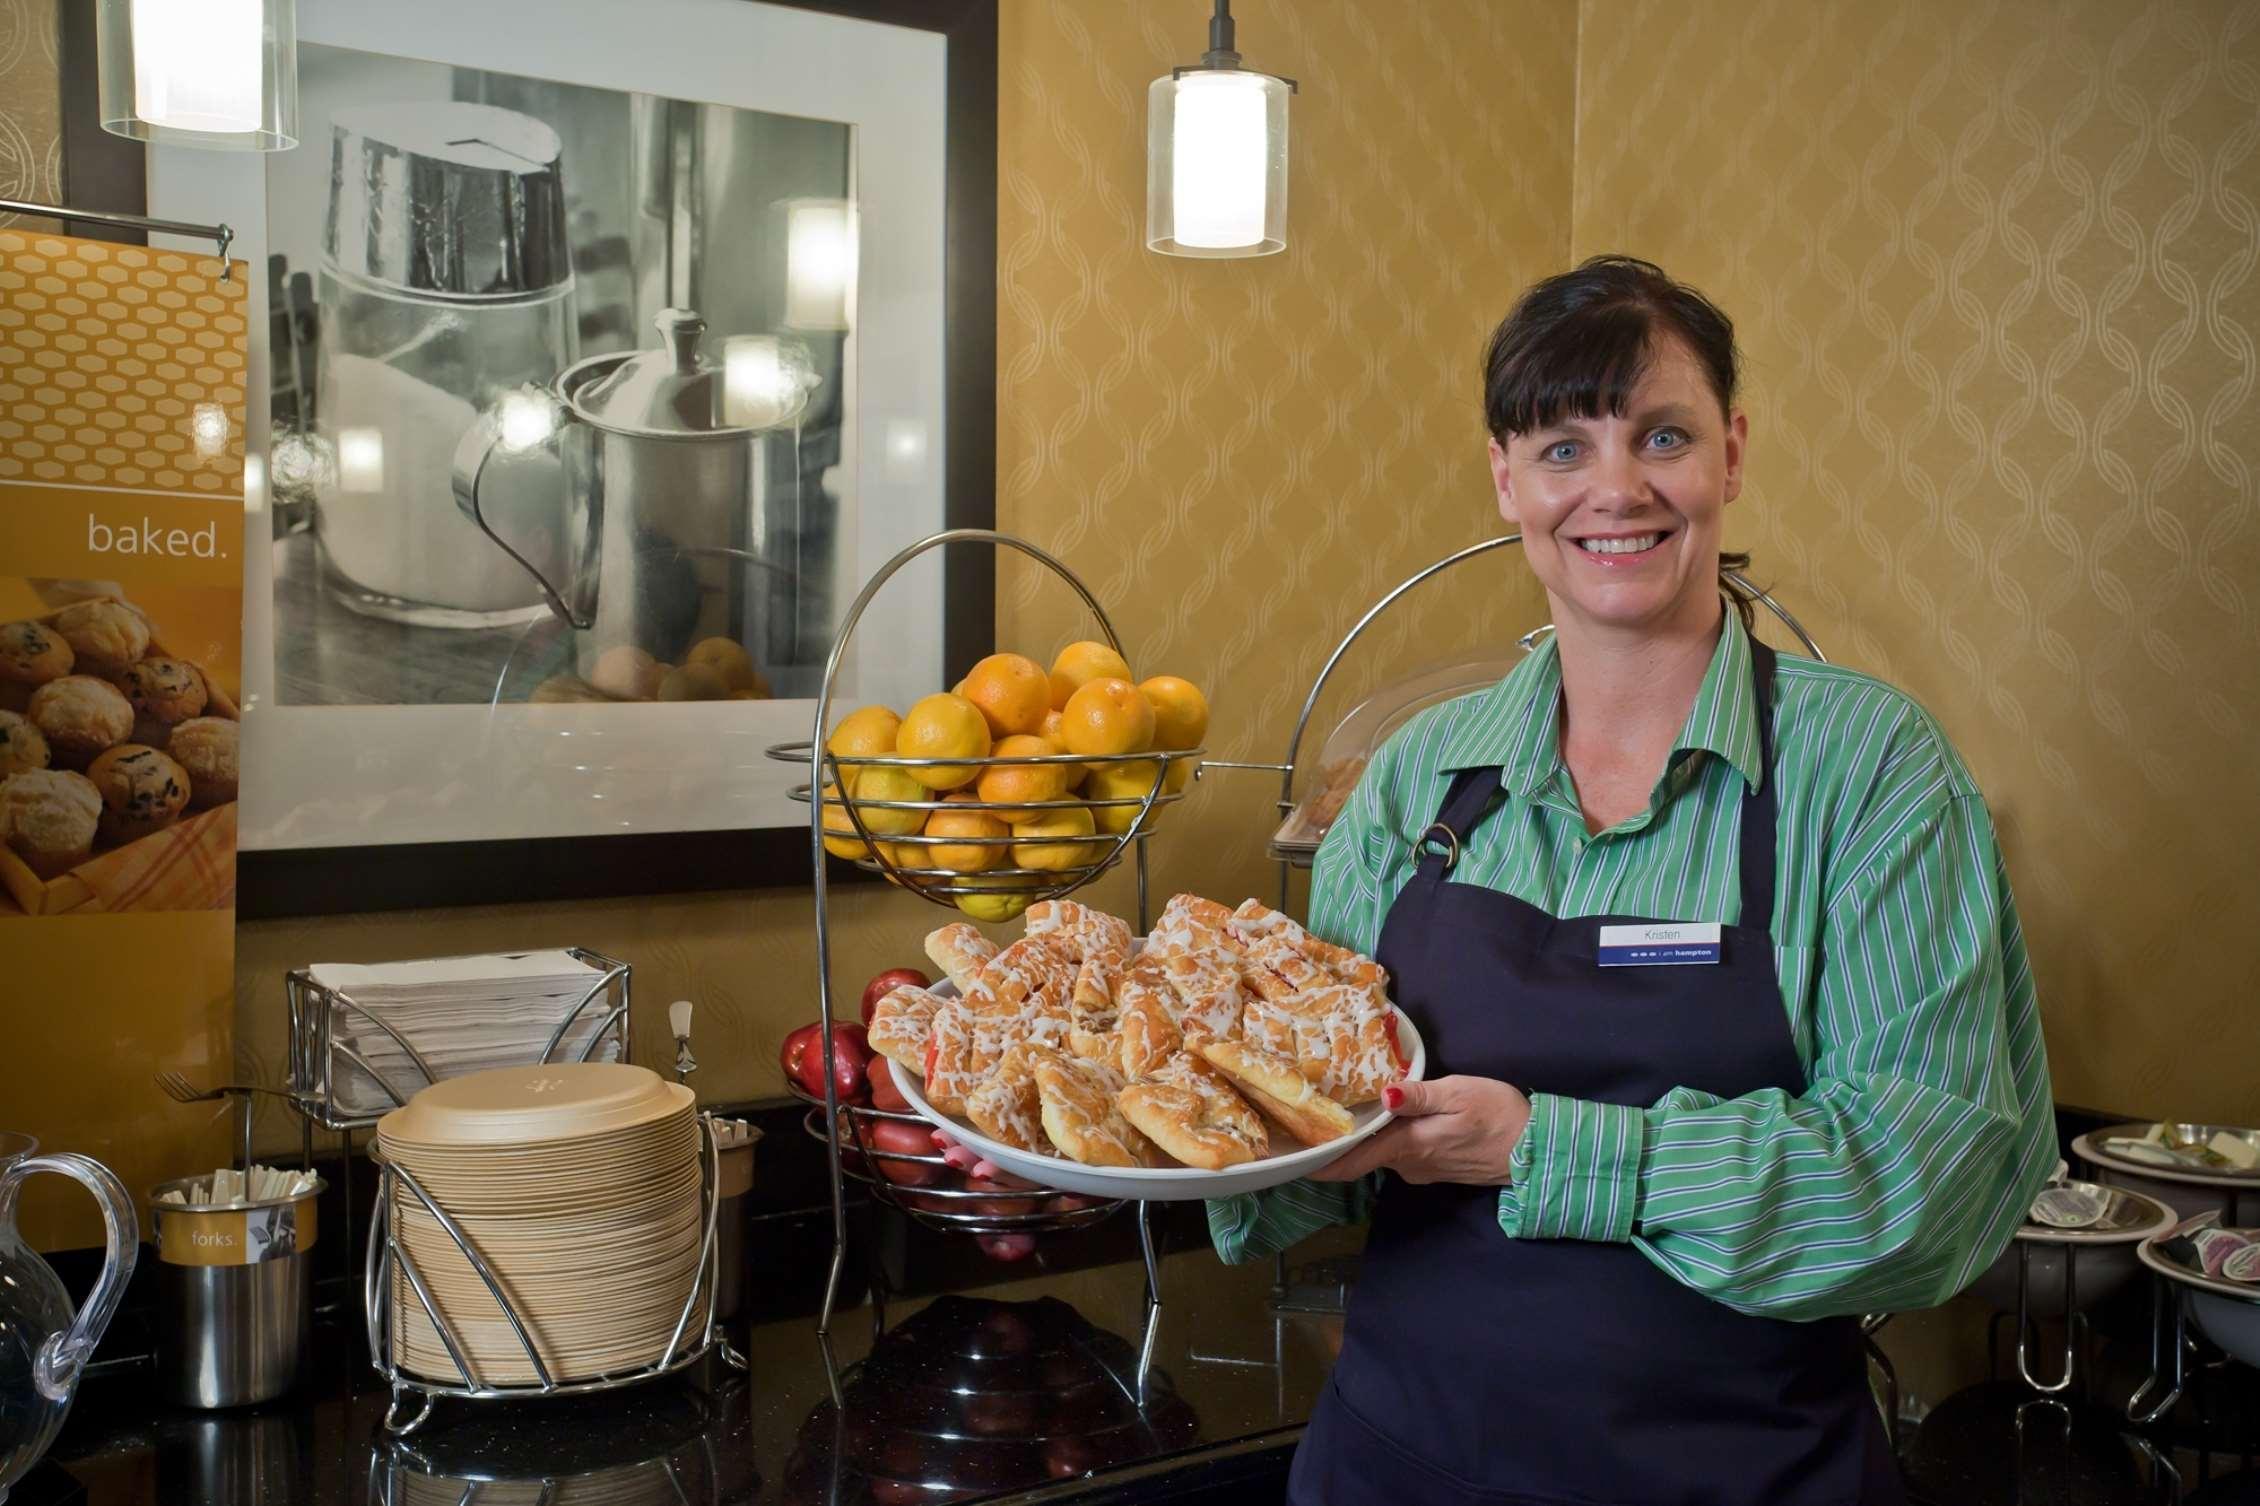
{"left": 30, "top": 1228, "right": 2260, "bottom": 1506}
{"left": 23, "top": 1102, "right": 2260, "bottom": 1506}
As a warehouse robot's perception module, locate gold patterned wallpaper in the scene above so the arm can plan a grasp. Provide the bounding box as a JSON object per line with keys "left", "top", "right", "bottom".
{"left": 1572, "top": 0, "right": 2260, "bottom": 1122}
{"left": 8, "top": 0, "right": 2255, "bottom": 1188}
{"left": 0, "top": 0, "right": 59, "bottom": 232}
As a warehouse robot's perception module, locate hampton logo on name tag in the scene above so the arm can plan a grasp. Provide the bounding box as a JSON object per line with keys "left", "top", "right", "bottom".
{"left": 1597, "top": 922, "right": 1722, "bottom": 967}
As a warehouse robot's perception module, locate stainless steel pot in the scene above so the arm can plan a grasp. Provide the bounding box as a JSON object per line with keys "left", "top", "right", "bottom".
{"left": 452, "top": 308, "right": 815, "bottom": 686}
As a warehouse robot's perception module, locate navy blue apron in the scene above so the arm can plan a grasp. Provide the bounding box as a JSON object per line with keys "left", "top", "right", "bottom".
{"left": 1290, "top": 643, "right": 1902, "bottom": 1506}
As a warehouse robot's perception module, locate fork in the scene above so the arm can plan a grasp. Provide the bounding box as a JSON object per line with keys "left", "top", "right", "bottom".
{"left": 154, "top": 1072, "right": 292, "bottom": 1177}
{"left": 153, "top": 1071, "right": 292, "bottom": 1105}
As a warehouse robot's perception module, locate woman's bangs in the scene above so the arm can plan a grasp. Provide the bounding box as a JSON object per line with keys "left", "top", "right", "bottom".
{"left": 1487, "top": 304, "right": 1657, "bottom": 439}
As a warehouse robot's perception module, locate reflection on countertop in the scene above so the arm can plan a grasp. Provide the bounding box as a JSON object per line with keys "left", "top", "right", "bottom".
{"left": 38, "top": 1216, "right": 2260, "bottom": 1505}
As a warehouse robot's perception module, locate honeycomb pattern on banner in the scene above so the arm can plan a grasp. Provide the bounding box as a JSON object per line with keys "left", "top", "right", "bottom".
{"left": 0, "top": 230, "right": 248, "bottom": 493}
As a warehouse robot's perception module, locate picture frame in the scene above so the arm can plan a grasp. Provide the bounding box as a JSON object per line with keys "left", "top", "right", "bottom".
{"left": 58, "top": 0, "right": 997, "bottom": 916}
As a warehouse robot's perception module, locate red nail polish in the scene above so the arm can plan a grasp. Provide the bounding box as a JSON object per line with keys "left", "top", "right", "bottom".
{"left": 1383, "top": 1086, "right": 1404, "bottom": 1111}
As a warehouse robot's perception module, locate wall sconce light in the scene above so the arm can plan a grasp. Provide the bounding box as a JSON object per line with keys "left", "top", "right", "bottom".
{"left": 1147, "top": 0, "right": 1294, "bottom": 258}
{"left": 96, "top": 0, "right": 300, "bottom": 151}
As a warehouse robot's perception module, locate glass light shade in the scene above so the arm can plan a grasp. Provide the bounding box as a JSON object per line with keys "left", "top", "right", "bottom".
{"left": 97, "top": 0, "right": 299, "bottom": 151}
{"left": 782, "top": 198, "right": 859, "bottom": 331}
{"left": 1147, "top": 69, "right": 1289, "bottom": 258}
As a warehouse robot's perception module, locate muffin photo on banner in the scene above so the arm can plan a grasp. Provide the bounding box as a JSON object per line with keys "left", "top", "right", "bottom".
{"left": 0, "top": 227, "right": 245, "bottom": 1248}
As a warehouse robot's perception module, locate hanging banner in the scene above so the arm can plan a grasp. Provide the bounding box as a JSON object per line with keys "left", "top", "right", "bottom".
{"left": 0, "top": 228, "right": 244, "bottom": 1249}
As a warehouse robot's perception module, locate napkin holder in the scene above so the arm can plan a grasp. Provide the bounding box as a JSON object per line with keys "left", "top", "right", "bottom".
{"left": 285, "top": 948, "right": 631, "bottom": 1131}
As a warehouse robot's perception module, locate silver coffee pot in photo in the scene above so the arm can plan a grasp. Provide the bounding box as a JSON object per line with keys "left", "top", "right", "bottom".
{"left": 453, "top": 307, "right": 816, "bottom": 688}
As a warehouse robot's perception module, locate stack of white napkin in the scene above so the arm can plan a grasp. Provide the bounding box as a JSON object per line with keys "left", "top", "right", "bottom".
{"left": 307, "top": 950, "right": 623, "bottom": 1117}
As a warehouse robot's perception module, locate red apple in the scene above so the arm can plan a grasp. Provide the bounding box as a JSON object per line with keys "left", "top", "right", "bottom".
{"left": 786, "top": 1022, "right": 870, "bottom": 1103}
{"left": 864, "top": 1117, "right": 942, "bottom": 1186}
{"left": 868, "top": 1064, "right": 913, "bottom": 1114}
{"left": 779, "top": 1022, "right": 819, "bottom": 1092}
{"left": 859, "top": 966, "right": 931, "bottom": 1027}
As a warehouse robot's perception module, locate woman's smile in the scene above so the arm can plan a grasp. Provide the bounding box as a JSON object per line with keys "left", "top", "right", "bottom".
{"left": 1569, "top": 529, "right": 1676, "bottom": 563}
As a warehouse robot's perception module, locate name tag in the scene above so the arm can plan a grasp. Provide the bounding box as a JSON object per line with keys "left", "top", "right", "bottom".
{"left": 1597, "top": 922, "right": 1722, "bottom": 967}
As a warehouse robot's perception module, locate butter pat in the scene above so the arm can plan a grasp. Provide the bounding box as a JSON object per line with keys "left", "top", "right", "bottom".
{"left": 2209, "top": 1131, "right": 2259, "bottom": 1170}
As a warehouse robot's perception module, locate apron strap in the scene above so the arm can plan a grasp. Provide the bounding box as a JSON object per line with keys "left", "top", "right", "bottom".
{"left": 1737, "top": 641, "right": 1781, "bottom": 936}
{"left": 1413, "top": 766, "right": 1506, "bottom": 880}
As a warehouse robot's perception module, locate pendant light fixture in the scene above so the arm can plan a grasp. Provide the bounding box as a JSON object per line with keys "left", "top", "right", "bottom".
{"left": 96, "top": 0, "right": 300, "bottom": 151}
{"left": 1147, "top": 0, "right": 1294, "bottom": 258}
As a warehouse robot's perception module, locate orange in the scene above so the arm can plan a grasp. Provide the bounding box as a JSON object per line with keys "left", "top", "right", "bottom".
{"left": 923, "top": 793, "right": 1008, "bottom": 873}
{"left": 1039, "top": 709, "right": 1088, "bottom": 790}
{"left": 1058, "top": 678, "right": 1155, "bottom": 759}
{"left": 1012, "top": 806, "right": 1097, "bottom": 872}
{"left": 873, "top": 841, "right": 935, "bottom": 888}
{"left": 958, "top": 653, "right": 1051, "bottom": 738}
{"left": 1085, "top": 759, "right": 1165, "bottom": 835}
{"left": 977, "top": 733, "right": 1070, "bottom": 823}
{"left": 685, "top": 636, "right": 757, "bottom": 692}
{"left": 1138, "top": 676, "right": 1209, "bottom": 750}
{"left": 819, "top": 782, "right": 869, "bottom": 861}
{"left": 1048, "top": 641, "right": 1134, "bottom": 711}
{"left": 895, "top": 693, "right": 991, "bottom": 790}
{"left": 825, "top": 705, "right": 902, "bottom": 793}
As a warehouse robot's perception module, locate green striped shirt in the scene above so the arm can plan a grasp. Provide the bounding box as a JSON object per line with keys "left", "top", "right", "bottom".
{"left": 1209, "top": 613, "right": 2056, "bottom": 1320}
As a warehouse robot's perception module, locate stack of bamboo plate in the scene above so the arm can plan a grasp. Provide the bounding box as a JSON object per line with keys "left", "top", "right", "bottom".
{"left": 376, "top": 1063, "right": 705, "bottom": 1386}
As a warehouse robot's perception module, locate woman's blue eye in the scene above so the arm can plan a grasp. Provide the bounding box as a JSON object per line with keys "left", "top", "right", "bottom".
{"left": 1544, "top": 440, "right": 1579, "bottom": 463}
{"left": 1648, "top": 427, "right": 1689, "bottom": 450}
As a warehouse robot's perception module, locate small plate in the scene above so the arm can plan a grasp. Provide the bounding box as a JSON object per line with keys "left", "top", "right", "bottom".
{"left": 889, "top": 1006, "right": 1426, "bottom": 1201}
{"left": 2075, "top": 1124, "right": 2260, "bottom": 1188}
{"left": 2138, "top": 1227, "right": 2260, "bottom": 1304}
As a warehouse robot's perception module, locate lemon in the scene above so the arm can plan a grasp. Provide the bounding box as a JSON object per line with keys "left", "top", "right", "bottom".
{"left": 896, "top": 692, "right": 991, "bottom": 790}
{"left": 1084, "top": 758, "right": 1165, "bottom": 836}
{"left": 845, "top": 765, "right": 930, "bottom": 837}
{"left": 955, "top": 872, "right": 1038, "bottom": 924}
{"left": 1012, "top": 805, "right": 1098, "bottom": 872}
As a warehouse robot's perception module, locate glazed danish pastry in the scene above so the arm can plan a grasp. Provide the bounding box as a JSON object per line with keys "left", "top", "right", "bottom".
{"left": 1116, "top": 1051, "right": 1269, "bottom": 1171}
{"left": 923, "top": 922, "right": 999, "bottom": 996}
{"left": 1197, "top": 1037, "right": 1356, "bottom": 1146}
{"left": 1027, "top": 1047, "right": 1156, "bottom": 1167}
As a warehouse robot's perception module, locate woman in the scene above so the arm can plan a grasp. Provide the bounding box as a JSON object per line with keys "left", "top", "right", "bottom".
{"left": 1208, "top": 256, "right": 2056, "bottom": 1505}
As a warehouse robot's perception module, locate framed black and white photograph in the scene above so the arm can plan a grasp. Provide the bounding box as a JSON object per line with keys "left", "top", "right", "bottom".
{"left": 118, "top": 0, "right": 996, "bottom": 910}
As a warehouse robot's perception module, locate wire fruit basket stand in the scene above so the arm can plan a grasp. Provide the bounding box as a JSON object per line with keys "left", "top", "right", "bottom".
{"left": 764, "top": 530, "right": 1204, "bottom": 1391}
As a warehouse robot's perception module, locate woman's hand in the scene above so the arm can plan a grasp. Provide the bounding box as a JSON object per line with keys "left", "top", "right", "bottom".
{"left": 1308, "top": 1076, "right": 1532, "bottom": 1185}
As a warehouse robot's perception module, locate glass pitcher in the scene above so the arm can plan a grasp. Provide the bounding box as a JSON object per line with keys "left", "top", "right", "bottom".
{"left": 0, "top": 1134, "right": 138, "bottom": 1503}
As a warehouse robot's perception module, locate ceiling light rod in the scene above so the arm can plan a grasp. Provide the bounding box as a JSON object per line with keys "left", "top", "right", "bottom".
{"left": 1174, "top": 0, "right": 1297, "bottom": 90}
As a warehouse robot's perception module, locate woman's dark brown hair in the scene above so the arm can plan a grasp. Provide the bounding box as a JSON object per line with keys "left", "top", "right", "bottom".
{"left": 1481, "top": 255, "right": 1755, "bottom": 629}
